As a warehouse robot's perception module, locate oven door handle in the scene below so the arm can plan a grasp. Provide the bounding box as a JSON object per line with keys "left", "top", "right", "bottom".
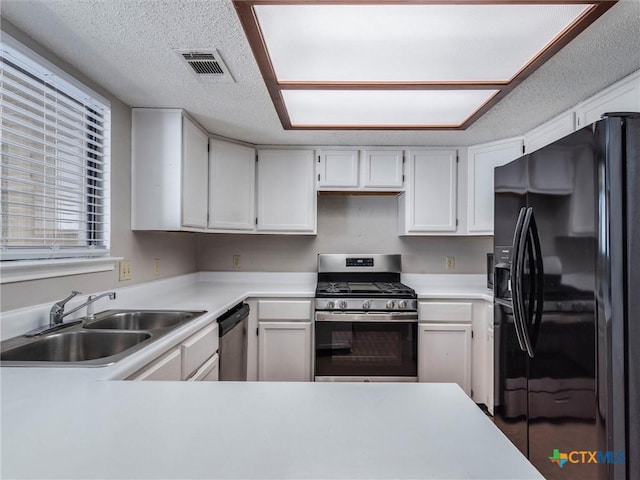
{"left": 315, "top": 312, "right": 418, "bottom": 322}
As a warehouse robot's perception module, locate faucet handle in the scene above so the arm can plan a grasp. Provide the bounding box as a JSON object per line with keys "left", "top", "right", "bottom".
{"left": 57, "top": 290, "right": 82, "bottom": 307}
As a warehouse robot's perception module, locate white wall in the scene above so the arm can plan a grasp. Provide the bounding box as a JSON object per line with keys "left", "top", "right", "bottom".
{"left": 0, "top": 20, "right": 199, "bottom": 312}
{"left": 197, "top": 195, "right": 492, "bottom": 273}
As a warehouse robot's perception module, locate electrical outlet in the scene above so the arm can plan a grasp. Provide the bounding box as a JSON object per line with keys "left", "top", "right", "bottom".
{"left": 232, "top": 255, "right": 241, "bottom": 269}
{"left": 119, "top": 260, "right": 132, "bottom": 281}
{"left": 153, "top": 258, "right": 160, "bottom": 276}
{"left": 446, "top": 256, "right": 456, "bottom": 271}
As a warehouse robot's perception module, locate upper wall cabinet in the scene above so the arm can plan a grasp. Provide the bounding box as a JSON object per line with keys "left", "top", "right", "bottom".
{"left": 361, "top": 150, "right": 404, "bottom": 189}
{"left": 257, "top": 149, "right": 316, "bottom": 233}
{"left": 132, "top": 109, "right": 209, "bottom": 231}
{"left": 317, "top": 150, "right": 359, "bottom": 188}
{"left": 467, "top": 138, "right": 523, "bottom": 235}
{"left": 209, "top": 139, "right": 256, "bottom": 231}
{"left": 575, "top": 71, "right": 640, "bottom": 129}
{"left": 317, "top": 148, "right": 404, "bottom": 192}
{"left": 399, "top": 149, "right": 457, "bottom": 235}
{"left": 524, "top": 111, "right": 575, "bottom": 155}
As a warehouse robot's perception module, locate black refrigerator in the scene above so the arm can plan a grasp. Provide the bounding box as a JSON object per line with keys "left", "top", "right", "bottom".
{"left": 493, "top": 112, "right": 639, "bottom": 480}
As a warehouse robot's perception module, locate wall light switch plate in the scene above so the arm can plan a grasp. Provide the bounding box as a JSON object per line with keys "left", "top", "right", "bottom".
{"left": 153, "top": 258, "right": 160, "bottom": 276}
{"left": 232, "top": 255, "right": 241, "bottom": 269}
{"left": 446, "top": 256, "right": 456, "bottom": 271}
{"left": 119, "top": 260, "right": 132, "bottom": 281}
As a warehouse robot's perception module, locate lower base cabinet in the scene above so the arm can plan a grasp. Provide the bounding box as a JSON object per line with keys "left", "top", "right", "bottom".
{"left": 258, "top": 322, "right": 311, "bottom": 382}
{"left": 418, "top": 322, "right": 472, "bottom": 396}
{"left": 128, "top": 322, "right": 219, "bottom": 381}
{"left": 257, "top": 299, "right": 312, "bottom": 382}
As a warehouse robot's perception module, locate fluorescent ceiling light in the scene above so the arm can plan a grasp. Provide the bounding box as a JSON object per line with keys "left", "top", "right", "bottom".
{"left": 233, "top": 1, "right": 615, "bottom": 130}
{"left": 255, "top": 4, "right": 591, "bottom": 83}
{"left": 282, "top": 90, "right": 499, "bottom": 128}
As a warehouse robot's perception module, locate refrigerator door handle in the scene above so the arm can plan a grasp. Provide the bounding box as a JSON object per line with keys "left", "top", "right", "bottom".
{"left": 510, "top": 207, "right": 528, "bottom": 352}
{"left": 515, "top": 207, "right": 535, "bottom": 358}
{"left": 527, "top": 210, "right": 544, "bottom": 355}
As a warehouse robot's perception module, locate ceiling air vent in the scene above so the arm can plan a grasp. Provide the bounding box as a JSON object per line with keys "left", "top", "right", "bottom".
{"left": 176, "top": 49, "right": 235, "bottom": 83}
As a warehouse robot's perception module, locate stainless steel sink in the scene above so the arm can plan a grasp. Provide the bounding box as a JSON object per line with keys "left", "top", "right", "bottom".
{"left": 0, "top": 331, "right": 152, "bottom": 363}
{"left": 83, "top": 310, "right": 201, "bottom": 331}
{"left": 0, "top": 309, "right": 207, "bottom": 367}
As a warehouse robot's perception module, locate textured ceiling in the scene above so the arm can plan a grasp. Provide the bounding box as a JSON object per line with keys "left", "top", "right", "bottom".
{"left": 1, "top": 0, "right": 639, "bottom": 146}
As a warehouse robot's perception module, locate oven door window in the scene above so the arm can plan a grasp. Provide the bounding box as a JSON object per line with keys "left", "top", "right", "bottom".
{"left": 315, "top": 321, "right": 417, "bottom": 377}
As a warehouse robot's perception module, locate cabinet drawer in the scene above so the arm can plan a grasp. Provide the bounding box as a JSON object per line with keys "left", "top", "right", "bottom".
{"left": 188, "top": 353, "right": 219, "bottom": 381}
{"left": 258, "top": 300, "right": 311, "bottom": 321}
{"left": 181, "top": 323, "right": 218, "bottom": 380}
{"left": 419, "top": 302, "right": 472, "bottom": 322}
{"left": 129, "top": 348, "right": 182, "bottom": 381}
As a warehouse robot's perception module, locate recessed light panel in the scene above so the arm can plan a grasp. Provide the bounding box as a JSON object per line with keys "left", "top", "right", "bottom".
{"left": 282, "top": 89, "right": 499, "bottom": 128}
{"left": 255, "top": 4, "right": 591, "bottom": 83}
{"left": 234, "top": 1, "right": 615, "bottom": 130}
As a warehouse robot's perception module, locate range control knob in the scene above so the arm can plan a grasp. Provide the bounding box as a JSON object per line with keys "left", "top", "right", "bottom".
{"left": 326, "top": 301, "right": 335, "bottom": 310}
{"left": 386, "top": 300, "right": 395, "bottom": 310}
{"left": 398, "top": 300, "right": 407, "bottom": 310}
{"left": 338, "top": 300, "right": 348, "bottom": 310}
{"left": 362, "top": 300, "right": 371, "bottom": 310}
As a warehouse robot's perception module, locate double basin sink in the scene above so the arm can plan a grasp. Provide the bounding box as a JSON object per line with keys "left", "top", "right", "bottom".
{"left": 0, "top": 310, "right": 206, "bottom": 367}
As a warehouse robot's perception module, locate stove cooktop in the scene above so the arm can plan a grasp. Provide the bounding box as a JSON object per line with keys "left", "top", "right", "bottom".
{"left": 315, "top": 281, "right": 416, "bottom": 298}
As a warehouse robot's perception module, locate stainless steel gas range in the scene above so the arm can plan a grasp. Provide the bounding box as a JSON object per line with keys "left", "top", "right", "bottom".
{"left": 314, "top": 254, "right": 418, "bottom": 382}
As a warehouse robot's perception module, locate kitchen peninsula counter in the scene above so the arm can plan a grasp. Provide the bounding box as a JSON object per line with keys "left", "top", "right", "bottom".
{"left": 1, "top": 272, "right": 540, "bottom": 480}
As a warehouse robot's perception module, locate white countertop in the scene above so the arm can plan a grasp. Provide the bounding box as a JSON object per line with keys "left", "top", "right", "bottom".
{"left": 1, "top": 381, "right": 541, "bottom": 479}
{"left": 0, "top": 272, "right": 537, "bottom": 480}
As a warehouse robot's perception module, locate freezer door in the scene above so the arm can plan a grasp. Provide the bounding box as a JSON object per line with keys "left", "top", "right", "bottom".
{"left": 526, "top": 126, "right": 600, "bottom": 479}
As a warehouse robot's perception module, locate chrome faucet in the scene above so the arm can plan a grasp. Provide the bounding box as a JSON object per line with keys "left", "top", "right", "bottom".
{"left": 84, "top": 292, "right": 117, "bottom": 320}
{"left": 49, "top": 290, "right": 82, "bottom": 325}
{"left": 26, "top": 290, "right": 117, "bottom": 337}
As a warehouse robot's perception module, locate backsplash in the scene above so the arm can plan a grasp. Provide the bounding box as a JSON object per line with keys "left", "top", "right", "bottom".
{"left": 197, "top": 195, "right": 492, "bottom": 273}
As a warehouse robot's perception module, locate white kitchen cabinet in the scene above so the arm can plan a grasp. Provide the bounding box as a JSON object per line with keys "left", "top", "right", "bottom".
{"left": 257, "top": 299, "right": 312, "bottom": 382}
{"left": 131, "top": 108, "right": 209, "bottom": 231}
{"left": 257, "top": 149, "right": 316, "bottom": 233}
{"left": 188, "top": 353, "right": 219, "bottom": 381}
{"left": 258, "top": 322, "right": 312, "bottom": 382}
{"left": 209, "top": 139, "right": 256, "bottom": 231}
{"left": 575, "top": 70, "right": 640, "bottom": 129}
{"left": 418, "top": 301, "right": 474, "bottom": 397}
{"left": 317, "top": 150, "right": 359, "bottom": 188}
{"left": 361, "top": 149, "right": 404, "bottom": 189}
{"left": 128, "top": 348, "right": 182, "bottom": 381}
{"left": 486, "top": 303, "right": 494, "bottom": 414}
{"left": 467, "top": 138, "right": 523, "bottom": 234}
{"left": 317, "top": 148, "right": 403, "bottom": 192}
{"left": 418, "top": 323, "right": 472, "bottom": 396}
{"left": 399, "top": 149, "right": 457, "bottom": 234}
{"left": 524, "top": 111, "right": 575, "bottom": 154}
{"left": 181, "top": 323, "right": 219, "bottom": 380}
{"left": 128, "top": 322, "right": 219, "bottom": 382}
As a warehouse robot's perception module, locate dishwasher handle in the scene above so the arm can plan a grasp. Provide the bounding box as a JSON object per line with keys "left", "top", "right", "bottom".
{"left": 217, "top": 303, "right": 250, "bottom": 337}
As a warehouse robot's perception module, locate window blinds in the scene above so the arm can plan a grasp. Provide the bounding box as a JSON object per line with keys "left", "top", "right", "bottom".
{"left": 0, "top": 38, "right": 111, "bottom": 260}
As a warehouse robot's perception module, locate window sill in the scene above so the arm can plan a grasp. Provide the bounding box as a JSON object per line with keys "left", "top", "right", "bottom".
{"left": 0, "top": 257, "right": 122, "bottom": 284}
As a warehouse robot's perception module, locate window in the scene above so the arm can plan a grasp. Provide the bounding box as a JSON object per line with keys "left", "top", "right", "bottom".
{"left": 0, "top": 34, "right": 111, "bottom": 261}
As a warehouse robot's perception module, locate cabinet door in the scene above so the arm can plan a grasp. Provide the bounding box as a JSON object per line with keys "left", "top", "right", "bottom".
{"left": 486, "top": 304, "right": 494, "bottom": 414}
{"left": 467, "top": 138, "right": 523, "bottom": 234}
{"left": 209, "top": 139, "right": 256, "bottom": 230}
{"left": 362, "top": 150, "right": 404, "bottom": 189}
{"left": 258, "top": 322, "right": 312, "bottom": 382}
{"left": 188, "top": 353, "right": 219, "bottom": 381}
{"left": 182, "top": 116, "right": 209, "bottom": 228}
{"left": 317, "top": 150, "right": 359, "bottom": 188}
{"left": 524, "top": 111, "right": 575, "bottom": 154}
{"left": 257, "top": 149, "right": 316, "bottom": 232}
{"left": 181, "top": 323, "right": 218, "bottom": 381}
{"left": 128, "top": 348, "right": 182, "bottom": 381}
{"left": 418, "top": 323, "right": 472, "bottom": 396}
{"left": 402, "top": 150, "right": 457, "bottom": 233}
{"left": 576, "top": 72, "right": 640, "bottom": 128}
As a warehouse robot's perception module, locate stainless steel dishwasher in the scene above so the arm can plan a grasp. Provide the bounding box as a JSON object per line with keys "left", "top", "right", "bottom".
{"left": 216, "top": 303, "right": 249, "bottom": 381}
